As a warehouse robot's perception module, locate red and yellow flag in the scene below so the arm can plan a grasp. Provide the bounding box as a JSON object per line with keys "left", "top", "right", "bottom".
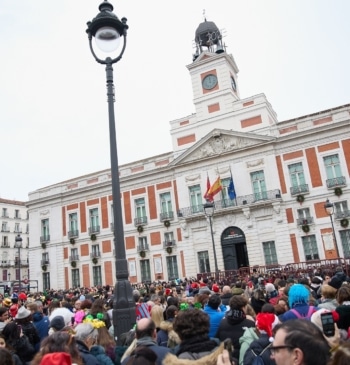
{"left": 207, "top": 177, "right": 222, "bottom": 200}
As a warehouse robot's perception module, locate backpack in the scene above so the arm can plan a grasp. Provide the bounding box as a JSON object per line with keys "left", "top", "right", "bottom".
{"left": 290, "top": 306, "right": 315, "bottom": 320}
{"left": 251, "top": 343, "right": 271, "bottom": 365}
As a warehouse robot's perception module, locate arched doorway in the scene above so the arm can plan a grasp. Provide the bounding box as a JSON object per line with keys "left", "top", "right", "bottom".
{"left": 221, "top": 226, "right": 249, "bottom": 270}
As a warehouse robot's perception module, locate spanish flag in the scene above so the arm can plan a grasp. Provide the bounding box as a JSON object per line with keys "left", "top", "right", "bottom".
{"left": 207, "top": 176, "right": 222, "bottom": 200}
{"left": 203, "top": 176, "right": 211, "bottom": 201}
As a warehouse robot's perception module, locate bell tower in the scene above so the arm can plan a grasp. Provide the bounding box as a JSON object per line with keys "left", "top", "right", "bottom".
{"left": 187, "top": 18, "right": 240, "bottom": 122}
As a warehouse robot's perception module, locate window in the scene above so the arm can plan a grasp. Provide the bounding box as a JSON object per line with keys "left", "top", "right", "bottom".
{"left": 140, "top": 259, "right": 151, "bottom": 282}
{"left": 72, "top": 269, "right": 80, "bottom": 288}
{"left": 340, "top": 230, "right": 350, "bottom": 258}
{"left": 1, "top": 252, "right": 8, "bottom": 264}
{"left": 334, "top": 201, "right": 349, "bottom": 219}
{"left": 198, "top": 251, "right": 210, "bottom": 273}
{"left": 288, "top": 162, "right": 308, "bottom": 194}
{"left": 250, "top": 170, "right": 267, "bottom": 200}
{"left": 71, "top": 248, "right": 79, "bottom": 260}
{"left": 297, "top": 208, "right": 312, "bottom": 225}
{"left": 302, "top": 235, "right": 319, "bottom": 261}
{"left": 262, "top": 241, "right": 278, "bottom": 265}
{"left": 221, "top": 178, "right": 235, "bottom": 207}
{"left": 166, "top": 256, "right": 179, "bottom": 280}
{"left": 324, "top": 154, "right": 345, "bottom": 187}
{"left": 138, "top": 237, "right": 148, "bottom": 251}
{"left": 189, "top": 185, "right": 203, "bottom": 213}
{"left": 2, "top": 236, "right": 8, "bottom": 247}
{"left": 43, "top": 272, "right": 50, "bottom": 291}
{"left": 1, "top": 222, "right": 9, "bottom": 233}
{"left": 14, "top": 223, "right": 21, "bottom": 233}
{"left": 69, "top": 212, "right": 79, "bottom": 237}
{"left": 160, "top": 192, "right": 173, "bottom": 219}
{"left": 26, "top": 224, "right": 29, "bottom": 234}
{"left": 2, "top": 208, "right": 8, "bottom": 218}
{"left": 164, "top": 231, "right": 174, "bottom": 246}
{"left": 92, "top": 266, "right": 102, "bottom": 286}
{"left": 42, "top": 252, "right": 49, "bottom": 265}
{"left": 41, "top": 219, "right": 50, "bottom": 241}
{"left": 91, "top": 244, "right": 100, "bottom": 258}
{"left": 89, "top": 208, "right": 100, "bottom": 233}
{"left": 135, "top": 198, "right": 146, "bottom": 218}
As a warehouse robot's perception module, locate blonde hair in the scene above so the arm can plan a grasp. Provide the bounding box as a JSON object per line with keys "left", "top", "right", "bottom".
{"left": 150, "top": 305, "right": 164, "bottom": 328}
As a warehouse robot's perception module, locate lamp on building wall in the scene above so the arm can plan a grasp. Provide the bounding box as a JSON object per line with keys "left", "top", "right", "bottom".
{"left": 203, "top": 201, "right": 218, "bottom": 276}
{"left": 15, "top": 234, "right": 22, "bottom": 292}
{"left": 86, "top": 1, "right": 135, "bottom": 344}
{"left": 324, "top": 199, "right": 340, "bottom": 258}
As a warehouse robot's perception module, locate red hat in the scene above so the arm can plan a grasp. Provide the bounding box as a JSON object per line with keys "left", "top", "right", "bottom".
{"left": 191, "top": 282, "right": 199, "bottom": 289}
{"left": 19, "top": 293, "right": 27, "bottom": 301}
{"left": 40, "top": 352, "right": 72, "bottom": 365}
{"left": 212, "top": 284, "right": 220, "bottom": 293}
{"left": 255, "top": 312, "right": 279, "bottom": 342}
{"left": 165, "top": 288, "right": 172, "bottom": 296}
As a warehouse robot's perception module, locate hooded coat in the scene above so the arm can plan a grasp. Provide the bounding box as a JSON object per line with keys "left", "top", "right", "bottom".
{"left": 157, "top": 319, "right": 181, "bottom": 348}
{"left": 243, "top": 334, "right": 275, "bottom": 365}
{"left": 90, "top": 345, "right": 114, "bottom": 365}
{"left": 238, "top": 327, "right": 259, "bottom": 365}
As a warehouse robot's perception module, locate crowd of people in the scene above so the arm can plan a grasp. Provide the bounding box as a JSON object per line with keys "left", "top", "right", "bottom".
{"left": 0, "top": 266, "right": 350, "bottom": 365}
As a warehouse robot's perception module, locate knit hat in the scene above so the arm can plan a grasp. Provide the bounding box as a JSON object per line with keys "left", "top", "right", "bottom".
{"left": 256, "top": 312, "right": 279, "bottom": 342}
{"left": 40, "top": 352, "right": 72, "bottom": 365}
{"left": 15, "top": 305, "right": 31, "bottom": 320}
{"left": 329, "top": 277, "right": 342, "bottom": 290}
{"left": 18, "top": 293, "right": 27, "bottom": 301}
{"left": 49, "top": 315, "right": 65, "bottom": 331}
{"left": 165, "top": 288, "right": 172, "bottom": 296}
{"left": 212, "top": 284, "right": 220, "bottom": 293}
{"left": 265, "top": 283, "right": 276, "bottom": 293}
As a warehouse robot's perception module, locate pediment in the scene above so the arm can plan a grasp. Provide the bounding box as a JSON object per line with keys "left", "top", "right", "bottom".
{"left": 170, "top": 129, "right": 276, "bottom": 166}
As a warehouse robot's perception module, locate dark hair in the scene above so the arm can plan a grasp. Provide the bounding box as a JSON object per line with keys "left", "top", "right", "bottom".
{"left": 0, "top": 307, "right": 9, "bottom": 317}
{"left": 261, "top": 303, "right": 275, "bottom": 313}
{"left": 207, "top": 294, "right": 221, "bottom": 310}
{"left": 229, "top": 295, "right": 248, "bottom": 310}
{"left": 2, "top": 322, "right": 21, "bottom": 343}
{"left": 166, "top": 305, "right": 178, "bottom": 319}
{"left": 125, "top": 346, "right": 157, "bottom": 365}
{"left": 337, "top": 286, "right": 350, "bottom": 304}
{"left": 0, "top": 348, "right": 14, "bottom": 365}
{"left": 329, "top": 342, "right": 350, "bottom": 365}
{"left": 274, "top": 319, "right": 330, "bottom": 365}
{"left": 173, "top": 309, "right": 210, "bottom": 340}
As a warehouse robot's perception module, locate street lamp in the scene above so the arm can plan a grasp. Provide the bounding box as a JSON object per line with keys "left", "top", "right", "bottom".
{"left": 15, "top": 234, "right": 22, "bottom": 292}
{"left": 203, "top": 201, "right": 218, "bottom": 276}
{"left": 86, "top": 1, "right": 135, "bottom": 343}
{"left": 324, "top": 199, "right": 340, "bottom": 258}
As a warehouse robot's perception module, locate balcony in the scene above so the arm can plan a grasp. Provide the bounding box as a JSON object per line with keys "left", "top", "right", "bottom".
{"left": 163, "top": 240, "right": 176, "bottom": 248}
{"left": 68, "top": 230, "right": 79, "bottom": 239}
{"left": 134, "top": 216, "right": 148, "bottom": 227}
{"left": 137, "top": 243, "right": 149, "bottom": 252}
{"left": 40, "top": 259, "right": 50, "bottom": 266}
{"left": 40, "top": 235, "right": 50, "bottom": 243}
{"left": 1, "top": 243, "right": 10, "bottom": 248}
{"left": 335, "top": 210, "right": 350, "bottom": 219}
{"left": 90, "top": 252, "right": 101, "bottom": 259}
{"left": 14, "top": 229, "right": 22, "bottom": 233}
{"left": 0, "top": 260, "right": 10, "bottom": 267}
{"left": 1, "top": 228, "right": 10, "bottom": 233}
{"left": 326, "top": 176, "right": 346, "bottom": 189}
{"left": 88, "top": 226, "right": 100, "bottom": 235}
{"left": 290, "top": 184, "right": 309, "bottom": 196}
{"left": 1, "top": 214, "right": 9, "bottom": 218}
{"left": 297, "top": 217, "right": 314, "bottom": 226}
{"left": 177, "top": 189, "right": 282, "bottom": 218}
{"left": 69, "top": 255, "right": 79, "bottom": 262}
{"left": 160, "top": 211, "right": 174, "bottom": 222}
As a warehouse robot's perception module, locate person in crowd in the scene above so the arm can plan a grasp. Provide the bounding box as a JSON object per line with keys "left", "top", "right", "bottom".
{"left": 49, "top": 305, "right": 74, "bottom": 328}
{"left": 310, "top": 276, "right": 323, "bottom": 300}
{"left": 335, "top": 284, "right": 350, "bottom": 333}
{"left": 265, "top": 283, "right": 278, "bottom": 303}
{"left": 231, "top": 282, "right": 244, "bottom": 296}
{"left": 310, "top": 308, "right": 341, "bottom": 347}
{"left": 157, "top": 305, "right": 180, "bottom": 349}
{"left": 194, "top": 293, "right": 210, "bottom": 309}
{"left": 30, "top": 331, "right": 83, "bottom": 365}
{"left": 216, "top": 295, "right": 255, "bottom": 361}
{"left": 15, "top": 305, "right": 41, "bottom": 351}
{"left": 96, "top": 324, "right": 117, "bottom": 362}
{"left": 0, "top": 334, "right": 22, "bottom": 365}
{"left": 125, "top": 346, "right": 157, "bottom": 365}
{"left": 9, "top": 294, "right": 19, "bottom": 319}
{"left": 2, "top": 321, "right": 36, "bottom": 364}
{"left": 269, "top": 280, "right": 287, "bottom": 305}
{"left": 75, "top": 322, "right": 112, "bottom": 365}
{"left": 122, "top": 318, "right": 171, "bottom": 365}
{"left": 49, "top": 315, "right": 66, "bottom": 334}
{"left": 317, "top": 284, "right": 338, "bottom": 310}
{"left": 203, "top": 294, "right": 227, "bottom": 338}
{"left": 173, "top": 308, "right": 219, "bottom": 359}
{"left": 27, "top": 301, "right": 50, "bottom": 343}
{"left": 89, "top": 298, "right": 111, "bottom": 329}
{"left": 150, "top": 304, "right": 164, "bottom": 331}
{"left": 271, "top": 319, "right": 330, "bottom": 365}
{"left": 242, "top": 312, "right": 278, "bottom": 365}
{"left": 0, "top": 347, "right": 16, "bottom": 365}
{"left": 328, "top": 342, "right": 350, "bottom": 365}
{"left": 0, "top": 307, "right": 11, "bottom": 333}
{"left": 250, "top": 288, "right": 267, "bottom": 314}
{"left": 280, "top": 284, "right": 317, "bottom": 321}
{"left": 220, "top": 285, "right": 233, "bottom": 307}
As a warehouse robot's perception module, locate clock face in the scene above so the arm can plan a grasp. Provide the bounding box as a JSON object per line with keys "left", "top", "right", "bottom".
{"left": 231, "top": 76, "right": 236, "bottom": 91}
{"left": 202, "top": 74, "right": 218, "bottom": 90}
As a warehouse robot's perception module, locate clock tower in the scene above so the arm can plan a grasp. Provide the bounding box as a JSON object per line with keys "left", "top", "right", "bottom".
{"left": 187, "top": 18, "right": 240, "bottom": 122}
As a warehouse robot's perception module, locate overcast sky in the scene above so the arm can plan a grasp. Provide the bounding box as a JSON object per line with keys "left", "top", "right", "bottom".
{"left": 1, "top": 1, "right": 349, "bottom": 201}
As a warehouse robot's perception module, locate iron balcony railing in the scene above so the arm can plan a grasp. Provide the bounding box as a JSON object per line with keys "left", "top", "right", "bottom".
{"left": 335, "top": 210, "right": 350, "bottom": 219}
{"left": 137, "top": 243, "right": 149, "bottom": 252}
{"left": 326, "top": 176, "right": 346, "bottom": 189}
{"left": 88, "top": 226, "right": 100, "bottom": 235}
{"left": 134, "top": 216, "right": 148, "bottom": 226}
{"left": 68, "top": 230, "right": 79, "bottom": 239}
{"left": 296, "top": 217, "right": 314, "bottom": 226}
{"left": 40, "top": 235, "right": 50, "bottom": 243}
{"left": 290, "top": 184, "right": 309, "bottom": 195}
{"left": 40, "top": 259, "right": 50, "bottom": 266}
{"left": 90, "top": 252, "right": 101, "bottom": 258}
{"left": 160, "top": 211, "right": 174, "bottom": 221}
{"left": 69, "top": 255, "right": 79, "bottom": 262}
{"left": 163, "top": 240, "right": 176, "bottom": 248}
{"left": 177, "top": 189, "right": 281, "bottom": 218}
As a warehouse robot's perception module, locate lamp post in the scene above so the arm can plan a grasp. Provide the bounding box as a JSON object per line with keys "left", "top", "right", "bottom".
{"left": 324, "top": 199, "right": 340, "bottom": 258}
{"left": 15, "top": 234, "right": 22, "bottom": 292}
{"left": 203, "top": 201, "right": 218, "bottom": 277}
{"left": 86, "top": 1, "right": 135, "bottom": 344}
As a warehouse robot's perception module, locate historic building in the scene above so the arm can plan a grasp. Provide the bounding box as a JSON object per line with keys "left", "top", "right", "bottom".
{"left": 0, "top": 198, "right": 29, "bottom": 286}
{"left": 27, "top": 18, "right": 350, "bottom": 290}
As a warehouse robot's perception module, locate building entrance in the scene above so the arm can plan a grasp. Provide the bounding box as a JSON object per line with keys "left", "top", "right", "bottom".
{"left": 221, "top": 226, "right": 249, "bottom": 270}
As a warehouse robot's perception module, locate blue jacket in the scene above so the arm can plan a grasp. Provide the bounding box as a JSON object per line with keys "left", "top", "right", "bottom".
{"left": 203, "top": 304, "right": 226, "bottom": 338}
{"left": 90, "top": 345, "right": 114, "bottom": 365}
{"left": 32, "top": 311, "right": 50, "bottom": 342}
{"left": 76, "top": 340, "right": 100, "bottom": 365}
